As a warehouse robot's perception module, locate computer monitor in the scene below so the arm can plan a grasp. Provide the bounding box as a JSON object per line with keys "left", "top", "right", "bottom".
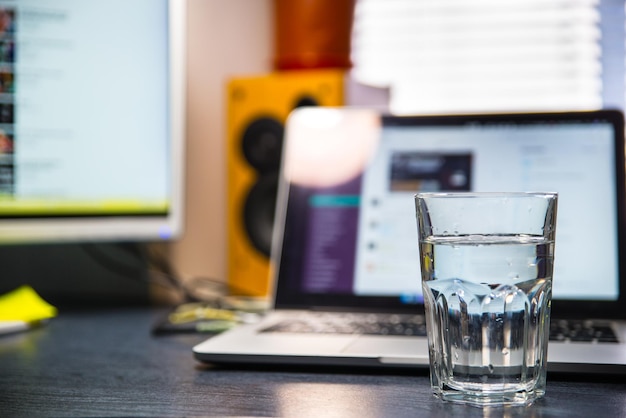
{"left": 0, "top": 0, "right": 186, "bottom": 244}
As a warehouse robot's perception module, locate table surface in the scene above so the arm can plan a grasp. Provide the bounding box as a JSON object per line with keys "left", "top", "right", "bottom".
{"left": 1, "top": 307, "right": 625, "bottom": 418}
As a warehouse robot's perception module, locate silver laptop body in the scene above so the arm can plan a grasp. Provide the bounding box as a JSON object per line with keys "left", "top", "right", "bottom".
{"left": 194, "top": 108, "right": 626, "bottom": 374}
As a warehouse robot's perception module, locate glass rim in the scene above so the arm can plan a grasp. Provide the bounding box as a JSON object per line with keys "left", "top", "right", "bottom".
{"left": 415, "top": 191, "right": 558, "bottom": 199}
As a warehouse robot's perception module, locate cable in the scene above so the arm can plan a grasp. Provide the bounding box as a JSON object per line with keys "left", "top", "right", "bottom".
{"left": 80, "top": 243, "right": 191, "bottom": 302}
{"left": 79, "top": 242, "right": 259, "bottom": 307}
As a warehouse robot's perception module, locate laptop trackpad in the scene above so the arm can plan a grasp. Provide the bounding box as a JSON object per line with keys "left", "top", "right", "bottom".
{"left": 342, "top": 335, "right": 430, "bottom": 364}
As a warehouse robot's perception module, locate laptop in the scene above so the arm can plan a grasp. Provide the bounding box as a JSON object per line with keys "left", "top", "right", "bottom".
{"left": 194, "top": 108, "right": 626, "bottom": 374}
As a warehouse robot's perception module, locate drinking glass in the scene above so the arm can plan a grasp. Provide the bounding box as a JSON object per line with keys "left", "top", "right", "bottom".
{"left": 415, "top": 192, "right": 558, "bottom": 406}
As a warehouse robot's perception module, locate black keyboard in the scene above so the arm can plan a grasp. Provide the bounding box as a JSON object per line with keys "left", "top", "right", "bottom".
{"left": 549, "top": 319, "right": 619, "bottom": 343}
{"left": 261, "top": 313, "right": 427, "bottom": 337}
{"left": 261, "top": 313, "right": 620, "bottom": 343}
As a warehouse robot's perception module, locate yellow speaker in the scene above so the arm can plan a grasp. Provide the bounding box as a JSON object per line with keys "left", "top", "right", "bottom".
{"left": 227, "top": 69, "right": 346, "bottom": 297}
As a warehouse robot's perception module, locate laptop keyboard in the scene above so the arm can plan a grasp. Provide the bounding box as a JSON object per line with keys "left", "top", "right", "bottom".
{"left": 260, "top": 313, "right": 620, "bottom": 343}
{"left": 550, "top": 319, "right": 619, "bottom": 343}
{"left": 261, "top": 313, "right": 428, "bottom": 337}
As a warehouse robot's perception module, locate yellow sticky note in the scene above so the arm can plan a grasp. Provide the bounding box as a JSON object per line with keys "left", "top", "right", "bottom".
{"left": 0, "top": 285, "right": 57, "bottom": 322}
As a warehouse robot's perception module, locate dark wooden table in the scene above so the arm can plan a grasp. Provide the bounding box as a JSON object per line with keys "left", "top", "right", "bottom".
{"left": 1, "top": 307, "right": 624, "bottom": 417}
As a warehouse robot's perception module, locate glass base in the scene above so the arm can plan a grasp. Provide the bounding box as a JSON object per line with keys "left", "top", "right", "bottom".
{"left": 434, "top": 385, "right": 545, "bottom": 407}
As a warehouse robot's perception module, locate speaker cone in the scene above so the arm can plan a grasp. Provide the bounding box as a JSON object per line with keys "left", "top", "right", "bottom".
{"left": 241, "top": 117, "right": 284, "bottom": 174}
{"left": 243, "top": 172, "right": 279, "bottom": 257}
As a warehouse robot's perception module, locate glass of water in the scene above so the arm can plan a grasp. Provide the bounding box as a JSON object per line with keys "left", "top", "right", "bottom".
{"left": 415, "top": 192, "right": 558, "bottom": 406}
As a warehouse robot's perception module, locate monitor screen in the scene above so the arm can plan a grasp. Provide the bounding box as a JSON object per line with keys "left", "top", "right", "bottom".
{"left": 0, "top": 0, "right": 185, "bottom": 244}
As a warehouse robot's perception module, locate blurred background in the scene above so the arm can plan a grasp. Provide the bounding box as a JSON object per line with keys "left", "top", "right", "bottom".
{"left": 173, "top": 0, "right": 624, "bottom": 300}
{"left": 1, "top": 0, "right": 624, "bottom": 308}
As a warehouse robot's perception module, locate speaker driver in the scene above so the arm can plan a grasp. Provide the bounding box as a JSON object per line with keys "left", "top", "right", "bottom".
{"left": 243, "top": 171, "right": 279, "bottom": 257}
{"left": 241, "top": 117, "right": 284, "bottom": 174}
{"left": 293, "top": 95, "right": 319, "bottom": 108}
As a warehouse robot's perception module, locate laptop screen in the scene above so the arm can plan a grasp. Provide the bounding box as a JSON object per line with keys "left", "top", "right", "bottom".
{"left": 273, "top": 109, "right": 626, "bottom": 318}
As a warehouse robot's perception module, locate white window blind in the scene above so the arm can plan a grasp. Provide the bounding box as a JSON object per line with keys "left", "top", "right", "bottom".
{"left": 351, "top": 0, "right": 609, "bottom": 114}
